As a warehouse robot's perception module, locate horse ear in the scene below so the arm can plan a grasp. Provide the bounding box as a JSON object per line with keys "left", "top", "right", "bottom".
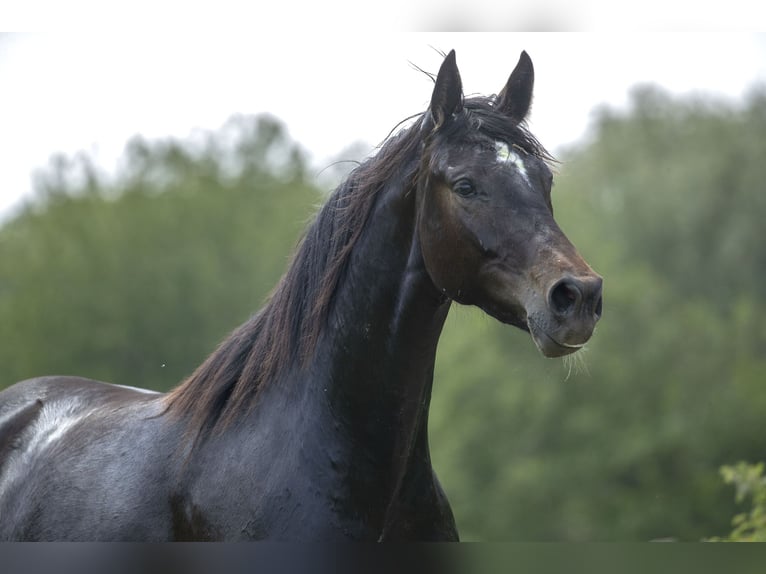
{"left": 496, "top": 51, "right": 534, "bottom": 123}
{"left": 429, "top": 50, "right": 463, "bottom": 130}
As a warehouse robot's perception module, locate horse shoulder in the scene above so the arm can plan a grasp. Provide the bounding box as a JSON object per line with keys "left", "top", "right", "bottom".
{"left": 0, "top": 376, "right": 177, "bottom": 540}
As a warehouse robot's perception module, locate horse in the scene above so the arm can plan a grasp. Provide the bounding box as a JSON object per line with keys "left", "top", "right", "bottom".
{"left": 0, "top": 50, "right": 602, "bottom": 541}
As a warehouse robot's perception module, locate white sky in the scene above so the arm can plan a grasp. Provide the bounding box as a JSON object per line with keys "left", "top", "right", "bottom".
{"left": 1, "top": 32, "right": 766, "bottom": 220}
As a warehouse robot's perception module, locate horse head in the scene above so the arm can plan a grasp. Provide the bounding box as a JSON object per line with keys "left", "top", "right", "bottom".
{"left": 417, "top": 50, "right": 602, "bottom": 357}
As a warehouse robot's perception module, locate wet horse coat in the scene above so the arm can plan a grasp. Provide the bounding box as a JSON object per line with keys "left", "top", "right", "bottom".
{"left": 0, "top": 50, "right": 602, "bottom": 541}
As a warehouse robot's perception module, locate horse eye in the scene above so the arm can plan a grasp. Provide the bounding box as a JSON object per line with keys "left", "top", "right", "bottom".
{"left": 453, "top": 179, "right": 476, "bottom": 197}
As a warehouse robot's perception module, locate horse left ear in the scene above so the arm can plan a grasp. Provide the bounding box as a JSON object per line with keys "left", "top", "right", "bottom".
{"left": 429, "top": 50, "right": 463, "bottom": 130}
{"left": 496, "top": 51, "right": 534, "bottom": 123}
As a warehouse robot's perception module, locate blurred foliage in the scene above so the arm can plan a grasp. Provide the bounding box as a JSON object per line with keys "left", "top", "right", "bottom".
{"left": 2, "top": 87, "right": 766, "bottom": 540}
{"left": 0, "top": 115, "right": 317, "bottom": 389}
{"left": 707, "top": 462, "right": 766, "bottom": 541}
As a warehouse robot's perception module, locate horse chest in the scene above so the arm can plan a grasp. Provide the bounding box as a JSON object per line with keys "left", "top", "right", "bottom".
{"left": 178, "top": 418, "right": 451, "bottom": 541}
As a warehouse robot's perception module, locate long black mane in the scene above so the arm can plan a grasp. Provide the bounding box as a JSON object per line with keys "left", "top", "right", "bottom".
{"left": 164, "top": 95, "right": 551, "bottom": 437}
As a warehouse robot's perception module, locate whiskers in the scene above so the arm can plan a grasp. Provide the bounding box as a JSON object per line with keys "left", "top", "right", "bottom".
{"left": 563, "top": 346, "right": 590, "bottom": 381}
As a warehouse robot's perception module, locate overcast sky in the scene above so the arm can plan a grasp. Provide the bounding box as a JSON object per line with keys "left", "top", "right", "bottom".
{"left": 1, "top": 32, "right": 765, "bottom": 220}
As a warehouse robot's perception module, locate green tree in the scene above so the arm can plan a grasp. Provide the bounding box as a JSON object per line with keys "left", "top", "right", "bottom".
{"left": 709, "top": 462, "right": 766, "bottom": 541}
{"left": 0, "top": 114, "right": 319, "bottom": 391}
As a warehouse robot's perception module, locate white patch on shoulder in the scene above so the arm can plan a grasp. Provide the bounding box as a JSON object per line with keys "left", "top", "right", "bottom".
{"left": 495, "top": 141, "right": 531, "bottom": 186}
{"left": 0, "top": 398, "right": 95, "bottom": 497}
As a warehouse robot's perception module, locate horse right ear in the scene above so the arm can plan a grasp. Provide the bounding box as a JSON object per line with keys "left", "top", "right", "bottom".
{"left": 428, "top": 50, "right": 463, "bottom": 131}
{"left": 496, "top": 51, "right": 534, "bottom": 123}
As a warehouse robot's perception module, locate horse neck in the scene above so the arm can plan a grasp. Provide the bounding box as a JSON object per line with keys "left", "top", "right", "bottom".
{"left": 308, "top": 171, "right": 451, "bottom": 498}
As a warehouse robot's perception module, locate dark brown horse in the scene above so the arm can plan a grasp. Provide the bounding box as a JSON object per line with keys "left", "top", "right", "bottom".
{"left": 0, "top": 50, "right": 602, "bottom": 540}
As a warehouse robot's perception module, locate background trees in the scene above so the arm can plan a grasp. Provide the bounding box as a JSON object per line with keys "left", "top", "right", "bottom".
{"left": 0, "top": 115, "right": 317, "bottom": 390}
{"left": 2, "top": 88, "right": 764, "bottom": 540}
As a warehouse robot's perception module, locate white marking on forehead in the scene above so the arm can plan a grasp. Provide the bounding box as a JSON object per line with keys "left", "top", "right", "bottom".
{"left": 495, "top": 141, "right": 531, "bottom": 186}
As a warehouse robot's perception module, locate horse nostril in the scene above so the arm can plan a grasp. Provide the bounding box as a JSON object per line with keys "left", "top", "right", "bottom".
{"left": 550, "top": 279, "right": 581, "bottom": 316}
{"left": 594, "top": 294, "right": 603, "bottom": 320}
{"left": 589, "top": 277, "right": 603, "bottom": 321}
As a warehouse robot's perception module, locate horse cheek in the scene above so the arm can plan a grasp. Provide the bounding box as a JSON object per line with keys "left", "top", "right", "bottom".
{"left": 418, "top": 193, "right": 476, "bottom": 300}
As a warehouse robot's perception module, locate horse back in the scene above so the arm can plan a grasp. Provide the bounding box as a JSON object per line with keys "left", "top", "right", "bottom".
{"left": 0, "top": 376, "right": 173, "bottom": 540}
{"left": 0, "top": 376, "right": 158, "bottom": 465}
{"left": 0, "top": 396, "right": 44, "bottom": 471}
{"left": 0, "top": 377, "right": 66, "bottom": 474}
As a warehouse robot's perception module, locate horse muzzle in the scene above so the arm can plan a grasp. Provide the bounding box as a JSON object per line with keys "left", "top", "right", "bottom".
{"left": 527, "top": 274, "right": 603, "bottom": 358}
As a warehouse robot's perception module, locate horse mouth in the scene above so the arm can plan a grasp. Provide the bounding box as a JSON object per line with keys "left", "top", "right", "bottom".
{"left": 527, "top": 318, "right": 584, "bottom": 358}
{"left": 479, "top": 301, "right": 587, "bottom": 358}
